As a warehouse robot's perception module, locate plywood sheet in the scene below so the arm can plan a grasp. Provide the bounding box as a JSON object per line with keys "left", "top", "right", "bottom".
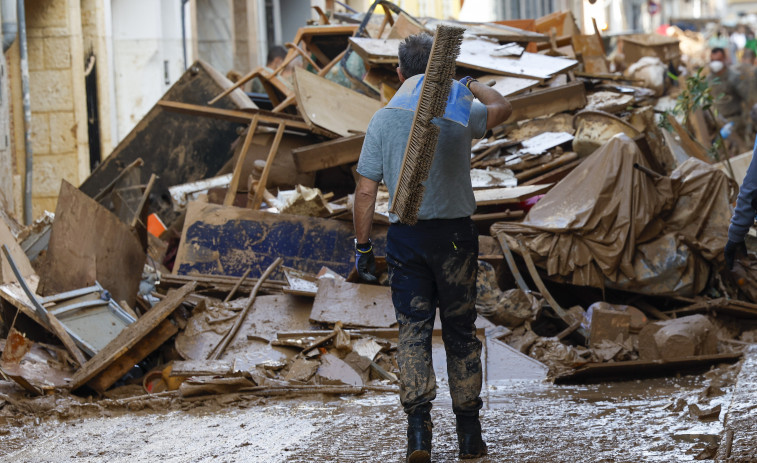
{"left": 473, "top": 184, "right": 552, "bottom": 206}
{"left": 293, "top": 68, "right": 382, "bottom": 137}
{"left": 174, "top": 201, "right": 387, "bottom": 280}
{"left": 310, "top": 279, "right": 395, "bottom": 328}
{"left": 38, "top": 181, "right": 145, "bottom": 307}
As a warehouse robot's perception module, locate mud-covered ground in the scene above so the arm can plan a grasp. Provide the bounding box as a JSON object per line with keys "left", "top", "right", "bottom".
{"left": 0, "top": 362, "right": 741, "bottom": 463}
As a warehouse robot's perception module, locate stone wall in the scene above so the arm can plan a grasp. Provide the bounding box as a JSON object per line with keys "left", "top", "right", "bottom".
{"left": 21, "top": 0, "right": 88, "bottom": 219}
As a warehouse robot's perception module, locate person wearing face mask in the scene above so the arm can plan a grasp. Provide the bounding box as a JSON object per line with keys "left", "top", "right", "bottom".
{"left": 707, "top": 47, "right": 749, "bottom": 152}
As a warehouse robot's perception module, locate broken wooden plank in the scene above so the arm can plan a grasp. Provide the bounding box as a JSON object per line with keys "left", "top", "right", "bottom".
{"left": 520, "top": 158, "right": 582, "bottom": 187}
{"left": 79, "top": 61, "right": 255, "bottom": 222}
{"left": 310, "top": 279, "right": 396, "bottom": 328}
{"left": 473, "top": 184, "right": 551, "bottom": 206}
{"left": 505, "top": 81, "right": 587, "bottom": 123}
{"left": 70, "top": 282, "right": 196, "bottom": 392}
{"left": 554, "top": 352, "right": 741, "bottom": 384}
{"left": 291, "top": 134, "right": 364, "bottom": 173}
{"left": 173, "top": 201, "right": 387, "bottom": 279}
{"left": 293, "top": 67, "right": 381, "bottom": 137}
{"left": 38, "top": 181, "right": 145, "bottom": 308}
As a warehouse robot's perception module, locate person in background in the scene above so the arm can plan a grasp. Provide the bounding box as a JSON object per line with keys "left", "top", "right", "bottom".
{"left": 737, "top": 48, "right": 757, "bottom": 141}
{"left": 708, "top": 47, "right": 749, "bottom": 152}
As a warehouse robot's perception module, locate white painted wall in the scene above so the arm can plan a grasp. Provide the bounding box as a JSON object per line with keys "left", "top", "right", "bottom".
{"left": 110, "top": 0, "right": 185, "bottom": 141}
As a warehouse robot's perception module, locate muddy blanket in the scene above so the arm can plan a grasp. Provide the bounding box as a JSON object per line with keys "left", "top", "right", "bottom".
{"left": 492, "top": 134, "right": 732, "bottom": 296}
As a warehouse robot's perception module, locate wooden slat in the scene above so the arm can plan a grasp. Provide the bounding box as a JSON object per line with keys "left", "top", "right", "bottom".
{"left": 291, "top": 134, "right": 365, "bottom": 173}
{"left": 224, "top": 117, "right": 259, "bottom": 206}
{"left": 71, "top": 282, "right": 196, "bottom": 391}
{"left": 250, "top": 122, "right": 286, "bottom": 209}
{"left": 157, "top": 100, "right": 310, "bottom": 130}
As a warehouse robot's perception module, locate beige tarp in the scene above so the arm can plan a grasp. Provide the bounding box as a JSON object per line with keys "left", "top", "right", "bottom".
{"left": 492, "top": 134, "right": 733, "bottom": 297}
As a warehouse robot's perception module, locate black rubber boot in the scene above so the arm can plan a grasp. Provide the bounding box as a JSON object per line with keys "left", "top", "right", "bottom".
{"left": 456, "top": 414, "right": 487, "bottom": 459}
{"left": 406, "top": 413, "right": 432, "bottom": 463}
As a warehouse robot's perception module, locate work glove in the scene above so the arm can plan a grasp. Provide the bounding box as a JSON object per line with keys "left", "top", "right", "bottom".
{"left": 724, "top": 239, "right": 747, "bottom": 270}
{"left": 354, "top": 239, "right": 377, "bottom": 283}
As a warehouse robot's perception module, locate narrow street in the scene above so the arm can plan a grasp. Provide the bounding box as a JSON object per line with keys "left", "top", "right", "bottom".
{"left": 0, "top": 357, "right": 745, "bottom": 462}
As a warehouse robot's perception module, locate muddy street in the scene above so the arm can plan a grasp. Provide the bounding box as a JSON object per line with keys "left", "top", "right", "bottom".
{"left": 0, "top": 363, "right": 743, "bottom": 463}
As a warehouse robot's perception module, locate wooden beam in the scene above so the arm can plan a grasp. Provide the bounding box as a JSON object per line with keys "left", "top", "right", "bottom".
{"left": 521, "top": 158, "right": 582, "bottom": 186}
{"left": 515, "top": 152, "right": 579, "bottom": 181}
{"left": 71, "top": 282, "right": 197, "bottom": 391}
{"left": 250, "top": 122, "right": 286, "bottom": 210}
{"left": 157, "top": 100, "right": 310, "bottom": 130}
{"left": 291, "top": 134, "right": 364, "bottom": 173}
{"left": 504, "top": 81, "right": 586, "bottom": 124}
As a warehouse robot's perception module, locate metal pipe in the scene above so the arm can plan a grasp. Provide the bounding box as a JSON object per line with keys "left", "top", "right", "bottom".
{"left": 1, "top": 0, "right": 17, "bottom": 52}
{"left": 17, "top": 0, "right": 31, "bottom": 224}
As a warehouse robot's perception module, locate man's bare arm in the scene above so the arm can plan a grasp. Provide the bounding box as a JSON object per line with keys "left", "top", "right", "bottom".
{"left": 353, "top": 175, "right": 380, "bottom": 243}
{"left": 469, "top": 81, "right": 512, "bottom": 129}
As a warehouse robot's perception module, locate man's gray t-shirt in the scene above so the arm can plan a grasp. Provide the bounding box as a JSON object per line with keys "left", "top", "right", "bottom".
{"left": 356, "top": 83, "right": 487, "bottom": 223}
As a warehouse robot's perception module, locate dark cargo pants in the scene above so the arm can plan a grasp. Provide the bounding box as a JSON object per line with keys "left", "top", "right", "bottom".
{"left": 386, "top": 217, "right": 482, "bottom": 417}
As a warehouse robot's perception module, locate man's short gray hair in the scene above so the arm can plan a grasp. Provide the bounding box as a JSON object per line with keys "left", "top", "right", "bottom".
{"left": 398, "top": 33, "right": 433, "bottom": 79}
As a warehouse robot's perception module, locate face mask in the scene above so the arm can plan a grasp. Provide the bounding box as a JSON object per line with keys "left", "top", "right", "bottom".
{"left": 710, "top": 60, "right": 725, "bottom": 73}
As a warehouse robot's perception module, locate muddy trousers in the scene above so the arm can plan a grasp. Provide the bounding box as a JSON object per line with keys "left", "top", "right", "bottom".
{"left": 386, "top": 217, "right": 483, "bottom": 417}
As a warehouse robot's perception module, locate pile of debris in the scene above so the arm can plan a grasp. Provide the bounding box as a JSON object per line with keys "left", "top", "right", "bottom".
{"left": 0, "top": 4, "right": 756, "bottom": 407}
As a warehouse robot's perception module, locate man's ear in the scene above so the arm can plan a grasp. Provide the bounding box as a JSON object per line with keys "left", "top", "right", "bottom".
{"left": 397, "top": 66, "right": 406, "bottom": 83}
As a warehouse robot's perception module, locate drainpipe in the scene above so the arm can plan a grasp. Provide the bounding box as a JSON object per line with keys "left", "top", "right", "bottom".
{"left": 181, "top": 0, "right": 189, "bottom": 70}
{"left": 1, "top": 0, "right": 17, "bottom": 52}
{"left": 17, "top": 0, "right": 31, "bottom": 224}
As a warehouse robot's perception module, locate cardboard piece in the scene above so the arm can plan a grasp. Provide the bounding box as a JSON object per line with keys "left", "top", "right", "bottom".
{"left": 38, "top": 181, "right": 145, "bottom": 308}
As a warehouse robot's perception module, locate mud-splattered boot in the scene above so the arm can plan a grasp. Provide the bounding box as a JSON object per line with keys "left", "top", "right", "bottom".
{"left": 456, "top": 414, "right": 487, "bottom": 459}
{"left": 406, "top": 413, "right": 432, "bottom": 463}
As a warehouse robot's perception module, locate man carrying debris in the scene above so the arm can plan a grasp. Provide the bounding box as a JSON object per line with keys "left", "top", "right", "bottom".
{"left": 351, "top": 33, "right": 511, "bottom": 462}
